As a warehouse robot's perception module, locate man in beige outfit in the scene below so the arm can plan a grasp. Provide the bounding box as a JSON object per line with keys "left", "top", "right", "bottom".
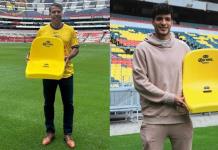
{"left": 132, "top": 3, "right": 193, "bottom": 150}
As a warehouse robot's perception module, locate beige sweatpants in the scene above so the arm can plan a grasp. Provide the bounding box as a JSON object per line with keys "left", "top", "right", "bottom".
{"left": 140, "top": 122, "right": 193, "bottom": 150}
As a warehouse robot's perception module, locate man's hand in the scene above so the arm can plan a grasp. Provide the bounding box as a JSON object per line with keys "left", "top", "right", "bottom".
{"left": 174, "top": 96, "right": 188, "bottom": 109}
{"left": 26, "top": 53, "right": 30, "bottom": 62}
{"left": 64, "top": 56, "right": 70, "bottom": 64}
{"left": 64, "top": 47, "right": 79, "bottom": 64}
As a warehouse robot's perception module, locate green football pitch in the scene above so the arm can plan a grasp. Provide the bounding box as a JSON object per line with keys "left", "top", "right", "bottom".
{"left": 0, "top": 43, "right": 109, "bottom": 150}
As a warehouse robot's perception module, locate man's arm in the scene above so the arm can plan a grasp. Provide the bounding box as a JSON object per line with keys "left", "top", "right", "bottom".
{"left": 26, "top": 51, "right": 30, "bottom": 61}
{"left": 65, "top": 45, "right": 79, "bottom": 63}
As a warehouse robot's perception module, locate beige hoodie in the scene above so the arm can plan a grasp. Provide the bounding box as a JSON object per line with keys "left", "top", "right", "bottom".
{"left": 133, "top": 33, "right": 191, "bottom": 124}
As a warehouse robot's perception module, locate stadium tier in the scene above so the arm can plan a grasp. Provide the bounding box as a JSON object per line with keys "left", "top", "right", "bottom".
{"left": 111, "top": 24, "right": 218, "bottom": 50}
{"left": 0, "top": 29, "right": 109, "bottom": 43}
{"left": 0, "top": 0, "right": 109, "bottom": 30}
{"left": 0, "top": 0, "right": 109, "bottom": 18}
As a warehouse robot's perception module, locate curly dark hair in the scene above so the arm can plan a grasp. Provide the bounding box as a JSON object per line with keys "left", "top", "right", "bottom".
{"left": 152, "top": 3, "right": 173, "bottom": 20}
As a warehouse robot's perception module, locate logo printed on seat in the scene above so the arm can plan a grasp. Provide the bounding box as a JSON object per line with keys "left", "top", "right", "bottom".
{"left": 43, "top": 40, "right": 53, "bottom": 47}
{"left": 198, "top": 55, "right": 213, "bottom": 64}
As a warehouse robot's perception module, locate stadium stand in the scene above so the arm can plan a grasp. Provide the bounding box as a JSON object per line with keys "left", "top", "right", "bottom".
{"left": 109, "top": 0, "right": 218, "bottom": 122}
{"left": 0, "top": 0, "right": 110, "bottom": 43}
{"left": 110, "top": 13, "right": 218, "bottom": 121}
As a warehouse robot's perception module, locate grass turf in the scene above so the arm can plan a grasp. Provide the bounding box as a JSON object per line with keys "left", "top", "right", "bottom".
{"left": 0, "top": 43, "right": 109, "bottom": 150}
{"left": 110, "top": 126, "right": 218, "bottom": 150}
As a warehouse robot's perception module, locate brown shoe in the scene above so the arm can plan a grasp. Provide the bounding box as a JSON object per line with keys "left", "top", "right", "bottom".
{"left": 64, "top": 135, "right": 75, "bottom": 148}
{"left": 42, "top": 133, "right": 55, "bottom": 145}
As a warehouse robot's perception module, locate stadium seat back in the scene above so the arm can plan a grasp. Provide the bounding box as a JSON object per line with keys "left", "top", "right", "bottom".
{"left": 183, "top": 49, "right": 218, "bottom": 113}
{"left": 25, "top": 37, "right": 65, "bottom": 80}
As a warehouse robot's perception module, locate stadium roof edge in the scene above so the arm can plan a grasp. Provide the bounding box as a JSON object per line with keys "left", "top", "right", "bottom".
{"left": 137, "top": 0, "right": 218, "bottom": 12}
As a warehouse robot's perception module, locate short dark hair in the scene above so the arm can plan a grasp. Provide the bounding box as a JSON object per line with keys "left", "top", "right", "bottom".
{"left": 49, "top": 3, "right": 63, "bottom": 12}
{"left": 152, "top": 3, "right": 173, "bottom": 20}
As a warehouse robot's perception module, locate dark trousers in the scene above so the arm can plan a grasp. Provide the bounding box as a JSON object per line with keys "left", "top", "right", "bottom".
{"left": 43, "top": 76, "right": 74, "bottom": 135}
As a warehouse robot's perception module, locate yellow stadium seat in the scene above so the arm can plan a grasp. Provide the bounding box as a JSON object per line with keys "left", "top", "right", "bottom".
{"left": 25, "top": 37, "right": 65, "bottom": 80}
{"left": 183, "top": 49, "right": 218, "bottom": 113}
